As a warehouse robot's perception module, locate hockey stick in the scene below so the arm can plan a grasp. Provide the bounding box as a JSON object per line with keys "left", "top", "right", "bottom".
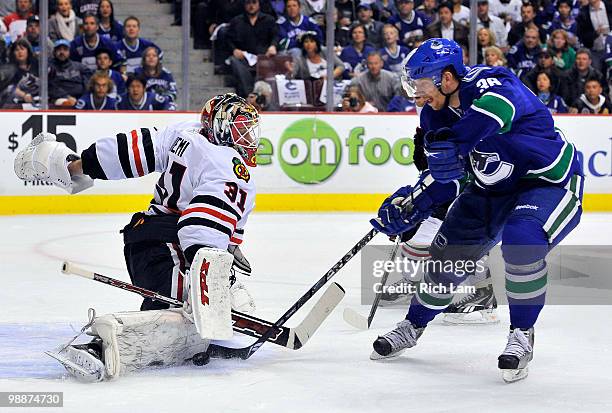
{"left": 194, "top": 228, "right": 379, "bottom": 362}
{"left": 60, "top": 261, "right": 343, "bottom": 350}
{"left": 342, "top": 238, "right": 402, "bottom": 330}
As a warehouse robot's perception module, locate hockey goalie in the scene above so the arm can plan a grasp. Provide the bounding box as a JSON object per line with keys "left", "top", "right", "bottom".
{"left": 14, "top": 93, "right": 260, "bottom": 382}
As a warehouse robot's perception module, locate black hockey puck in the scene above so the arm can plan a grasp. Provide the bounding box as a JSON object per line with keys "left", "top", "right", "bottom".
{"left": 192, "top": 351, "right": 210, "bottom": 366}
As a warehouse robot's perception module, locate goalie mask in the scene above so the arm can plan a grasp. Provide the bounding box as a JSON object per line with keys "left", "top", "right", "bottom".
{"left": 200, "top": 93, "right": 260, "bottom": 167}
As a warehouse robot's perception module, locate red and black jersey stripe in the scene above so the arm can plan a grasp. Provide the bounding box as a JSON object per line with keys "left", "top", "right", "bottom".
{"left": 117, "top": 128, "right": 156, "bottom": 178}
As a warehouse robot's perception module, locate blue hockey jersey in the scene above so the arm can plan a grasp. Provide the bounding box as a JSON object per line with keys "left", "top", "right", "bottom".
{"left": 75, "top": 93, "right": 118, "bottom": 110}
{"left": 98, "top": 20, "right": 124, "bottom": 42}
{"left": 70, "top": 34, "right": 123, "bottom": 71}
{"left": 447, "top": 65, "right": 580, "bottom": 193}
{"left": 107, "top": 69, "right": 126, "bottom": 99}
{"left": 116, "top": 91, "right": 174, "bottom": 111}
{"left": 340, "top": 44, "right": 375, "bottom": 77}
{"left": 134, "top": 67, "right": 177, "bottom": 102}
{"left": 380, "top": 45, "right": 410, "bottom": 74}
{"left": 277, "top": 15, "right": 323, "bottom": 51}
{"left": 388, "top": 11, "right": 430, "bottom": 47}
{"left": 116, "top": 38, "right": 163, "bottom": 73}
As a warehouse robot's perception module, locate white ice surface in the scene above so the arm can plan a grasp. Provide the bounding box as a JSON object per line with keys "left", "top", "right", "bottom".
{"left": 1, "top": 213, "right": 612, "bottom": 413}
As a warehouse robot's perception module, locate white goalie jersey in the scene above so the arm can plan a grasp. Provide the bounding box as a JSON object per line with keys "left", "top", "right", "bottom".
{"left": 80, "top": 120, "right": 256, "bottom": 262}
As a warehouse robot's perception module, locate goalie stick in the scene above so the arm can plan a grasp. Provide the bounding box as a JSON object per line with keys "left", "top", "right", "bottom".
{"left": 192, "top": 228, "right": 379, "bottom": 363}
{"left": 61, "top": 261, "right": 343, "bottom": 351}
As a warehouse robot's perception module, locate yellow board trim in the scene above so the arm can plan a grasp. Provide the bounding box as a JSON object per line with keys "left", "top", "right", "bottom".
{"left": 0, "top": 193, "right": 610, "bottom": 215}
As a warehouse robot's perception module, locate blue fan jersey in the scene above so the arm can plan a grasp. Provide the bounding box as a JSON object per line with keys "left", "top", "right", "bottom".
{"left": 116, "top": 91, "right": 174, "bottom": 111}
{"left": 388, "top": 11, "right": 430, "bottom": 47}
{"left": 98, "top": 20, "right": 124, "bottom": 42}
{"left": 380, "top": 45, "right": 410, "bottom": 74}
{"left": 447, "top": 65, "right": 580, "bottom": 193}
{"left": 75, "top": 93, "right": 118, "bottom": 110}
{"left": 116, "top": 38, "right": 163, "bottom": 73}
{"left": 70, "top": 35, "right": 123, "bottom": 71}
{"left": 107, "top": 69, "right": 126, "bottom": 99}
{"left": 134, "top": 67, "right": 177, "bottom": 101}
{"left": 277, "top": 15, "right": 323, "bottom": 51}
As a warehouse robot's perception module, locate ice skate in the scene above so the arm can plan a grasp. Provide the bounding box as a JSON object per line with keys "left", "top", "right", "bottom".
{"left": 46, "top": 339, "right": 105, "bottom": 383}
{"left": 443, "top": 284, "right": 499, "bottom": 325}
{"left": 370, "top": 319, "right": 425, "bottom": 360}
{"left": 498, "top": 327, "right": 534, "bottom": 383}
{"left": 379, "top": 278, "right": 415, "bottom": 307}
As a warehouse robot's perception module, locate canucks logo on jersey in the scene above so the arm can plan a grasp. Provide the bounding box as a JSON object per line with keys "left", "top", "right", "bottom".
{"left": 470, "top": 150, "right": 514, "bottom": 185}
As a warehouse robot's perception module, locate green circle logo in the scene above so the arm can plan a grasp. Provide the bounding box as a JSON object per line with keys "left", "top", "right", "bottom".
{"left": 278, "top": 118, "right": 341, "bottom": 184}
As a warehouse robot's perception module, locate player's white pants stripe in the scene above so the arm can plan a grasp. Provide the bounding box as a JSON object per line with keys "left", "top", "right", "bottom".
{"left": 167, "top": 243, "right": 186, "bottom": 302}
{"left": 505, "top": 260, "right": 547, "bottom": 301}
{"left": 543, "top": 175, "right": 582, "bottom": 244}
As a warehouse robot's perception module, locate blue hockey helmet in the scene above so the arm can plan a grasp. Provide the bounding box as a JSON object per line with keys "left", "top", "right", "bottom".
{"left": 400, "top": 38, "right": 466, "bottom": 97}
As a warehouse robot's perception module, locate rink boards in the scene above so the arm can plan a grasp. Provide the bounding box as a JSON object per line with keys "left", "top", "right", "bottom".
{"left": 0, "top": 111, "right": 610, "bottom": 214}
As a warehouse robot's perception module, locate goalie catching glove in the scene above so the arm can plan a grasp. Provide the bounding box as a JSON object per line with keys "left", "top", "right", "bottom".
{"left": 13, "top": 132, "right": 93, "bottom": 194}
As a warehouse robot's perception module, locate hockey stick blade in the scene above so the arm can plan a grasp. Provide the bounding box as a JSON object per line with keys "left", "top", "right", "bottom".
{"left": 342, "top": 307, "right": 370, "bottom": 330}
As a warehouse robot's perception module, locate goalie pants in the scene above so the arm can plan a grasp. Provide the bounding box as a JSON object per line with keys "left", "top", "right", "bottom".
{"left": 407, "top": 175, "right": 583, "bottom": 329}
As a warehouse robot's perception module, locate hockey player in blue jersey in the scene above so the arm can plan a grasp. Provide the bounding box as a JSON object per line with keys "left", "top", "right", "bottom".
{"left": 370, "top": 38, "right": 583, "bottom": 383}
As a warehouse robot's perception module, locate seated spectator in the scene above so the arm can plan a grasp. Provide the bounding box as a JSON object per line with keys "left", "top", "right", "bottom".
{"left": 97, "top": 0, "right": 123, "bottom": 42}
{"left": 300, "top": 0, "right": 327, "bottom": 21}
{"left": 49, "top": 39, "right": 91, "bottom": 107}
{"left": 417, "top": 0, "right": 438, "bottom": 24}
{"left": 488, "top": 0, "right": 522, "bottom": 25}
{"left": 548, "top": 0, "right": 578, "bottom": 44}
{"left": 135, "top": 46, "right": 177, "bottom": 103}
{"left": 532, "top": 0, "right": 556, "bottom": 27}
{"left": 570, "top": 77, "right": 612, "bottom": 113}
{"left": 380, "top": 24, "right": 410, "bottom": 74}
{"left": 247, "top": 80, "right": 274, "bottom": 111}
{"left": 95, "top": 48, "right": 125, "bottom": 99}
{"left": 3, "top": 0, "right": 34, "bottom": 41}
{"left": 117, "top": 74, "right": 174, "bottom": 110}
{"left": 350, "top": 50, "right": 401, "bottom": 111}
{"left": 342, "top": 85, "right": 379, "bottom": 113}
{"left": 49, "top": 0, "right": 82, "bottom": 41}
{"left": 74, "top": 0, "right": 101, "bottom": 18}
{"left": 335, "top": 0, "right": 356, "bottom": 23}
{"left": 117, "top": 16, "right": 163, "bottom": 74}
{"left": 507, "top": 28, "right": 542, "bottom": 77}
{"left": 277, "top": 0, "right": 322, "bottom": 56}
{"left": 386, "top": 94, "right": 417, "bottom": 112}
{"left": 373, "top": 0, "right": 399, "bottom": 23}
{"left": 450, "top": 0, "right": 470, "bottom": 26}
{"left": 484, "top": 45, "right": 507, "bottom": 66}
{"left": 6, "top": 38, "right": 38, "bottom": 105}
{"left": 521, "top": 49, "right": 571, "bottom": 103}
{"left": 227, "top": 0, "right": 278, "bottom": 97}
{"left": 286, "top": 31, "right": 344, "bottom": 79}
{"left": 198, "top": 0, "right": 244, "bottom": 52}
{"left": 477, "top": 27, "right": 496, "bottom": 63}
{"left": 357, "top": 4, "right": 385, "bottom": 49}
{"left": 389, "top": 0, "right": 431, "bottom": 48}
{"left": 566, "top": 48, "right": 605, "bottom": 104}
{"left": 535, "top": 71, "right": 568, "bottom": 113}
{"left": 70, "top": 14, "right": 123, "bottom": 71}
{"left": 476, "top": 0, "right": 507, "bottom": 48}
{"left": 577, "top": 0, "right": 612, "bottom": 71}
{"left": 75, "top": 71, "right": 117, "bottom": 110}
{"left": 25, "top": 16, "right": 53, "bottom": 57}
{"left": 548, "top": 29, "right": 576, "bottom": 70}
{"left": 425, "top": 2, "right": 469, "bottom": 47}
{"left": 334, "top": 8, "right": 352, "bottom": 48}
{"left": 507, "top": 2, "right": 547, "bottom": 46}
{"left": 340, "top": 24, "right": 376, "bottom": 78}
{"left": 605, "top": 33, "right": 612, "bottom": 80}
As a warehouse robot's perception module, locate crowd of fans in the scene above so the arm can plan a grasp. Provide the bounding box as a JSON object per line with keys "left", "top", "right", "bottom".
{"left": 0, "top": 0, "right": 176, "bottom": 110}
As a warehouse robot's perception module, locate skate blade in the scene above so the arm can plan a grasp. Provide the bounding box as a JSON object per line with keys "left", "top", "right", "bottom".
{"left": 442, "top": 309, "right": 499, "bottom": 325}
{"left": 379, "top": 295, "right": 413, "bottom": 308}
{"left": 45, "top": 351, "right": 104, "bottom": 383}
{"left": 369, "top": 348, "right": 406, "bottom": 361}
{"left": 501, "top": 367, "right": 529, "bottom": 383}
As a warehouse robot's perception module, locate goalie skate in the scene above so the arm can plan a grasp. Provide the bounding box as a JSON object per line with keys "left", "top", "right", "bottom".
{"left": 370, "top": 319, "right": 425, "bottom": 360}
{"left": 442, "top": 284, "right": 499, "bottom": 325}
{"left": 498, "top": 327, "right": 534, "bottom": 383}
{"left": 46, "top": 340, "right": 105, "bottom": 383}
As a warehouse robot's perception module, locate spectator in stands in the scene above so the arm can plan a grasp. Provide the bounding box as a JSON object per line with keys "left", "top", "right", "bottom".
{"left": 522, "top": 49, "right": 571, "bottom": 103}
{"left": 389, "top": 0, "right": 431, "bottom": 48}
{"left": 227, "top": 0, "right": 278, "bottom": 97}
{"left": 451, "top": 0, "right": 470, "bottom": 26}
{"left": 532, "top": 0, "right": 556, "bottom": 27}
{"left": 535, "top": 71, "right": 568, "bottom": 113}
{"left": 548, "top": 0, "right": 578, "bottom": 43}
{"left": 605, "top": 33, "right": 612, "bottom": 80}
{"left": 357, "top": 4, "right": 385, "bottom": 49}
{"left": 335, "top": 0, "right": 356, "bottom": 23}
{"left": 350, "top": 50, "right": 401, "bottom": 111}
{"left": 25, "top": 16, "right": 53, "bottom": 57}
{"left": 247, "top": 80, "right": 274, "bottom": 111}
{"left": 287, "top": 31, "right": 344, "bottom": 79}
{"left": 118, "top": 74, "right": 174, "bottom": 110}
{"left": 566, "top": 48, "right": 606, "bottom": 104}
{"left": 277, "top": 0, "right": 323, "bottom": 56}
{"left": 300, "top": 0, "right": 327, "bottom": 21}
{"left": 3, "top": 0, "right": 34, "bottom": 41}
{"left": 75, "top": 71, "right": 117, "bottom": 110}
{"left": 476, "top": 0, "right": 508, "bottom": 48}
{"left": 508, "top": 2, "right": 547, "bottom": 46}
{"left": 117, "top": 16, "right": 163, "bottom": 74}
{"left": 196, "top": 0, "right": 243, "bottom": 51}
{"left": 334, "top": 8, "right": 352, "bottom": 48}
{"left": 484, "top": 45, "right": 507, "bottom": 66}
{"left": 507, "top": 28, "right": 542, "bottom": 77}
{"left": 570, "top": 76, "right": 612, "bottom": 113}
{"left": 135, "top": 46, "right": 177, "bottom": 104}
{"left": 373, "top": 0, "right": 398, "bottom": 23}
{"left": 340, "top": 24, "right": 375, "bottom": 78}
{"left": 6, "top": 38, "right": 38, "bottom": 104}
{"left": 425, "top": 2, "right": 469, "bottom": 47}
{"left": 380, "top": 24, "right": 410, "bottom": 74}
{"left": 95, "top": 48, "right": 125, "bottom": 99}
{"left": 342, "top": 85, "right": 379, "bottom": 112}
{"left": 577, "top": 0, "right": 612, "bottom": 71}
{"left": 488, "top": 0, "right": 523, "bottom": 25}
{"left": 74, "top": 0, "right": 101, "bottom": 18}
{"left": 97, "top": 0, "right": 123, "bottom": 42}
{"left": 417, "top": 0, "right": 438, "bottom": 24}
{"left": 49, "top": 0, "right": 82, "bottom": 42}
{"left": 477, "top": 27, "right": 496, "bottom": 63}
{"left": 49, "top": 39, "right": 91, "bottom": 107}
{"left": 70, "top": 14, "right": 122, "bottom": 71}
{"left": 549, "top": 29, "right": 576, "bottom": 70}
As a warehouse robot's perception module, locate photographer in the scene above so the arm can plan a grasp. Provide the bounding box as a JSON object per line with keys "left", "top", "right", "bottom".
{"left": 341, "top": 85, "right": 378, "bottom": 113}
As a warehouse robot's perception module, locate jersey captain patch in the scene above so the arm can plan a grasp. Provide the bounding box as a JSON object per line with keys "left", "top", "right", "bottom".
{"left": 232, "top": 157, "right": 250, "bottom": 182}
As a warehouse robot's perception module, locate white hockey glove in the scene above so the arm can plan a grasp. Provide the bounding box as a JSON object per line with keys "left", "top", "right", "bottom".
{"left": 228, "top": 244, "right": 252, "bottom": 276}
{"left": 14, "top": 132, "right": 93, "bottom": 194}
